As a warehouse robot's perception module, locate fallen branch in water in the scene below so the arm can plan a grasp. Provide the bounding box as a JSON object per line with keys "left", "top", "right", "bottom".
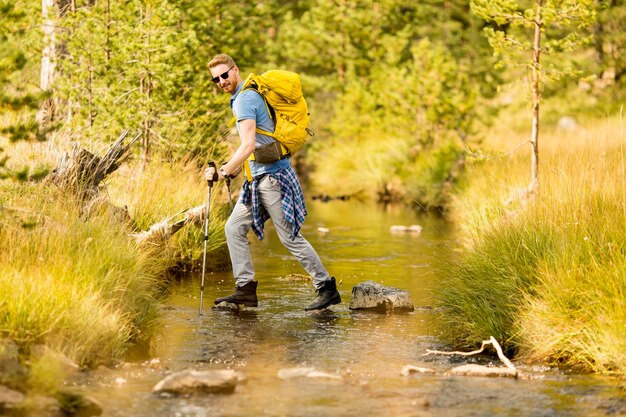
{"left": 424, "top": 336, "right": 516, "bottom": 371}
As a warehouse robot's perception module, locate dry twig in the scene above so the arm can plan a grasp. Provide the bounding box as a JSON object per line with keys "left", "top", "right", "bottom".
{"left": 424, "top": 336, "right": 516, "bottom": 371}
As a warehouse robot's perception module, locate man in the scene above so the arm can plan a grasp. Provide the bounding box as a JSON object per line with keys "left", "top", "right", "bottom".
{"left": 205, "top": 53, "right": 340, "bottom": 311}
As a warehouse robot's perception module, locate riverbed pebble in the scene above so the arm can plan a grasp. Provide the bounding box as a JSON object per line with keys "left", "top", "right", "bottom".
{"left": 277, "top": 367, "right": 343, "bottom": 380}
{"left": 390, "top": 225, "right": 423, "bottom": 234}
{"left": 152, "top": 369, "right": 240, "bottom": 396}
{"left": 400, "top": 365, "right": 436, "bottom": 376}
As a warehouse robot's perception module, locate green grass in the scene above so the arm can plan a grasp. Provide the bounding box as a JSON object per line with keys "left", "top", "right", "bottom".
{"left": 437, "top": 116, "right": 626, "bottom": 375}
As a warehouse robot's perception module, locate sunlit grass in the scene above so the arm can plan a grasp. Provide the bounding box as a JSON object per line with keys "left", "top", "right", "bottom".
{"left": 0, "top": 183, "right": 161, "bottom": 367}
{"left": 0, "top": 135, "right": 231, "bottom": 394}
{"left": 107, "top": 159, "right": 230, "bottom": 270}
{"left": 437, "top": 116, "right": 626, "bottom": 375}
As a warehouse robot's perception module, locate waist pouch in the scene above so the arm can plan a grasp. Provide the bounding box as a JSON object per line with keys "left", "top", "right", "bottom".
{"left": 253, "top": 141, "right": 288, "bottom": 164}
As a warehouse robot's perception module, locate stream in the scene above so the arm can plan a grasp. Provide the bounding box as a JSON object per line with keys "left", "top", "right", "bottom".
{"left": 77, "top": 199, "right": 625, "bottom": 416}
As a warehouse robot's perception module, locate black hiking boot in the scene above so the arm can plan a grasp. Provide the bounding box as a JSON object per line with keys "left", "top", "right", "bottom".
{"left": 214, "top": 280, "right": 258, "bottom": 307}
{"left": 304, "top": 277, "right": 341, "bottom": 311}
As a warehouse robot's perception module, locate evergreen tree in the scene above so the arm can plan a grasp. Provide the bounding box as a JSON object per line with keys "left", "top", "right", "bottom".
{"left": 471, "top": 0, "right": 597, "bottom": 193}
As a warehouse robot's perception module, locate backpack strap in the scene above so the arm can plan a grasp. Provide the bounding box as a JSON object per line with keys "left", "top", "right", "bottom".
{"left": 243, "top": 159, "right": 252, "bottom": 182}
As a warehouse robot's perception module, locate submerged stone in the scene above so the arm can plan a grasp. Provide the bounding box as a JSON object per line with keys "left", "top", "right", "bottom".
{"left": 212, "top": 302, "right": 243, "bottom": 311}
{"left": 152, "top": 369, "right": 240, "bottom": 396}
{"left": 277, "top": 367, "right": 342, "bottom": 381}
{"left": 448, "top": 364, "right": 517, "bottom": 378}
{"left": 400, "top": 365, "right": 436, "bottom": 376}
{"left": 349, "top": 281, "right": 414, "bottom": 312}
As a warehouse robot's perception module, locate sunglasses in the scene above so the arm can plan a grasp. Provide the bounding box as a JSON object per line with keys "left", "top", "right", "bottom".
{"left": 211, "top": 65, "right": 234, "bottom": 84}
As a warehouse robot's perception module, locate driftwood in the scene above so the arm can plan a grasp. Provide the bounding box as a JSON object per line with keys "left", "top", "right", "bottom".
{"left": 46, "top": 129, "right": 206, "bottom": 246}
{"left": 132, "top": 205, "right": 205, "bottom": 247}
{"left": 423, "top": 336, "right": 517, "bottom": 372}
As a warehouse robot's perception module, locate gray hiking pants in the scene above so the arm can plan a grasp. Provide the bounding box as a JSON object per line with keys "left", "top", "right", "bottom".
{"left": 225, "top": 175, "right": 330, "bottom": 289}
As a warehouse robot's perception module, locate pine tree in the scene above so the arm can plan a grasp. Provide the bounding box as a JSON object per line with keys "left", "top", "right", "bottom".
{"left": 471, "top": 0, "right": 597, "bottom": 193}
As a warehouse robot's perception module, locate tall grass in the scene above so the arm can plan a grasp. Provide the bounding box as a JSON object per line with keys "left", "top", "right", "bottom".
{"left": 107, "top": 159, "right": 230, "bottom": 271}
{"left": 0, "top": 183, "right": 161, "bottom": 366}
{"left": 437, "top": 117, "right": 626, "bottom": 375}
{"left": 0, "top": 137, "right": 230, "bottom": 394}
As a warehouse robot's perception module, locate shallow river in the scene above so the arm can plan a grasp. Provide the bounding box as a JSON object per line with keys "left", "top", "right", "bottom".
{"left": 79, "top": 199, "right": 625, "bottom": 416}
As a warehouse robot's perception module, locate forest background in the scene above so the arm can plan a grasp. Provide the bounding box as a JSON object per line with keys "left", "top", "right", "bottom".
{"left": 1, "top": 0, "right": 625, "bottom": 403}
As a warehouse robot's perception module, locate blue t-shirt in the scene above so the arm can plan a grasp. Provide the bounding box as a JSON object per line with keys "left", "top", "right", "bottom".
{"left": 230, "top": 83, "right": 290, "bottom": 178}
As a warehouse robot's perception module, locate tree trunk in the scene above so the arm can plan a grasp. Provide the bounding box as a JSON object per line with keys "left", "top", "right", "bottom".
{"left": 140, "top": 4, "right": 153, "bottom": 165}
{"left": 529, "top": 0, "right": 542, "bottom": 194}
{"left": 46, "top": 129, "right": 203, "bottom": 244}
{"left": 132, "top": 205, "right": 207, "bottom": 247}
{"left": 37, "top": 0, "right": 57, "bottom": 130}
{"left": 105, "top": 0, "right": 111, "bottom": 64}
{"left": 47, "top": 129, "right": 140, "bottom": 203}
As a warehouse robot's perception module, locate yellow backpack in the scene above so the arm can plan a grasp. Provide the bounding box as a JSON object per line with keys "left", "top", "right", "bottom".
{"left": 239, "top": 70, "right": 314, "bottom": 156}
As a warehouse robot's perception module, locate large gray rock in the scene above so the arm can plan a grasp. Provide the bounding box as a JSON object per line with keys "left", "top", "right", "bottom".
{"left": 30, "top": 345, "right": 80, "bottom": 376}
{"left": 152, "top": 369, "right": 240, "bottom": 396}
{"left": 349, "top": 281, "right": 414, "bottom": 312}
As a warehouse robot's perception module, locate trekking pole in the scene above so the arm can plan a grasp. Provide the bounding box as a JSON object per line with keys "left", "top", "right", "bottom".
{"left": 225, "top": 175, "right": 234, "bottom": 212}
{"left": 199, "top": 162, "right": 217, "bottom": 316}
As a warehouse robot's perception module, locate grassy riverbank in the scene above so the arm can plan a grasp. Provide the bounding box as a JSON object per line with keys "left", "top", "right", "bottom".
{"left": 437, "top": 116, "right": 626, "bottom": 376}
{"left": 0, "top": 138, "right": 228, "bottom": 395}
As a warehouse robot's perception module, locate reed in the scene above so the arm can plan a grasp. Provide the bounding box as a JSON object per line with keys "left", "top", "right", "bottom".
{"left": 437, "top": 117, "right": 626, "bottom": 375}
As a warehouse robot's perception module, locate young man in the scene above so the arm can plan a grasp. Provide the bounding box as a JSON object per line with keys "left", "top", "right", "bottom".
{"left": 205, "top": 53, "right": 340, "bottom": 311}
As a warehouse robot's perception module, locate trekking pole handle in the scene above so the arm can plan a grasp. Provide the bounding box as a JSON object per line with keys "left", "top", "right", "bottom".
{"left": 207, "top": 161, "right": 218, "bottom": 187}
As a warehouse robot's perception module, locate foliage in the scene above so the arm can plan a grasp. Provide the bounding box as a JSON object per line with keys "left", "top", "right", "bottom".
{"left": 471, "top": 0, "right": 596, "bottom": 81}
{"left": 310, "top": 38, "right": 478, "bottom": 207}
{"left": 0, "top": 0, "right": 46, "bottom": 179}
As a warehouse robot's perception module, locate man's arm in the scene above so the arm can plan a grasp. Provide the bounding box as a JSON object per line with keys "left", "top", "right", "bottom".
{"left": 221, "top": 118, "right": 255, "bottom": 176}
{"left": 205, "top": 118, "right": 255, "bottom": 180}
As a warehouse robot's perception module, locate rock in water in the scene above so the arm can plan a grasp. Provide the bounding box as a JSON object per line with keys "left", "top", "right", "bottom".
{"left": 277, "top": 367, "right": 342, "bottom": 380}
{"left": 448, "top": 364, "right": 517, "bottom": 378}
{"left": 349, "top": 281, "right": 414, "bottom": 312}
{"left": 212, "top": 302, "right": 243, "bottom": 311}
{"left": 152, "top": 369, "right": 240, "bottom": 395}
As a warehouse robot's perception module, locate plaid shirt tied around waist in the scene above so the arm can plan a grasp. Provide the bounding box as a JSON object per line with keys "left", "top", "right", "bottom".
{"left": 240, "top": 164, "right": 307, "bottom": 241}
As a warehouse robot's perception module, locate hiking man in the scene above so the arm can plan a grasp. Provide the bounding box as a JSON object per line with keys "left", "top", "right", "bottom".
{"left": 205, "top": 53, "right": 340, "bottom": 311}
